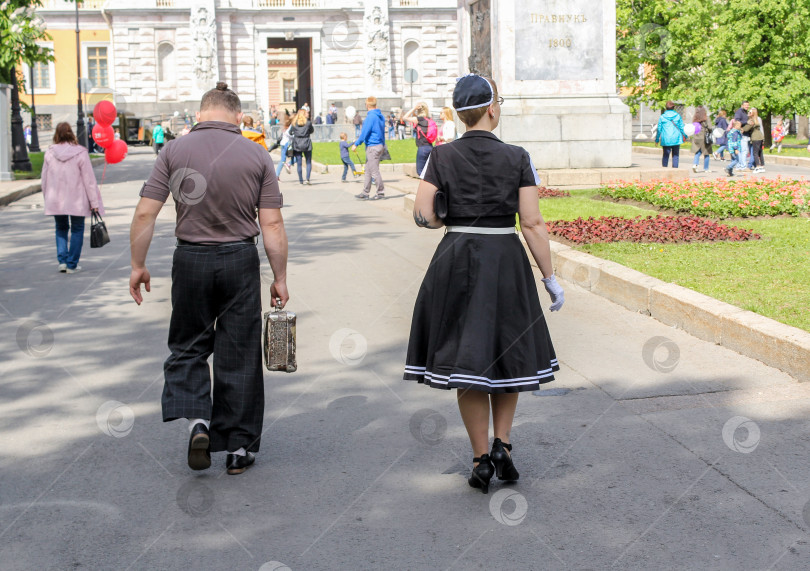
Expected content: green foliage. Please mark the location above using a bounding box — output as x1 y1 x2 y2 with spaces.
0 1 53 84
617 0 810 116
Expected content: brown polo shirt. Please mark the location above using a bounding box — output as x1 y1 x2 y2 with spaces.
140 121 283 244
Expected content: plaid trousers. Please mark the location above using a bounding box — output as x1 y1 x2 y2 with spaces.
161 243 264 453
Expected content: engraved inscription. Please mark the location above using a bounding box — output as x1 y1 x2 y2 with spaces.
515 0 603 81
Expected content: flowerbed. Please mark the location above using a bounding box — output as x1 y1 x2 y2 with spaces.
599 178 810 218
538 186 571 198
546 215 760 244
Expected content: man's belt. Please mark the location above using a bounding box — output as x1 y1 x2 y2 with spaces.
176 237 258 246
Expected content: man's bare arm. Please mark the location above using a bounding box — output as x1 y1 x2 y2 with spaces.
258 207 289 307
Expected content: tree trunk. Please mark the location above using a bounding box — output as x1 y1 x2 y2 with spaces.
762 113 772 150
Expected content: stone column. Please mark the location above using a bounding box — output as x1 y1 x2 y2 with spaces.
0 84 14 181
459 0 632 169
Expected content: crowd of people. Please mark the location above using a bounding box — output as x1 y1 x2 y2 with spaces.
656 100 791 176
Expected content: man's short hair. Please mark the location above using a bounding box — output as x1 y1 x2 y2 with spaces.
366 96 377 108
200 82 241 114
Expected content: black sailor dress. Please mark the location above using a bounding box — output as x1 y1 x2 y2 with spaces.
403 130 559 393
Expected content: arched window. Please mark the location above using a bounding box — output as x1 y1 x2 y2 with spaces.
403 40 420 80
158 42 175 83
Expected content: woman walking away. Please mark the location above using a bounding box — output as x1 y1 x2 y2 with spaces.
742 108 765 173
404 74 564 495
42 122 104 274
290 109 314 185
437 106 456 145
275 116 294 180
403 102 435 175
655 101 685 168
691 106 712 173
712 110 729 160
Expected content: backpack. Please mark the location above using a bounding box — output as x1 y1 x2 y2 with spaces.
417 118 438 144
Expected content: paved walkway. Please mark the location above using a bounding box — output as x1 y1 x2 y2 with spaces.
1 151 810 570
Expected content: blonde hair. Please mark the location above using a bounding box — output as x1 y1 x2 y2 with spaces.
242 115 254 127
295 110 308 126
416 102 429 118
440 107 454 122
366 96 377 108
339 132 347 140
457 77 498 126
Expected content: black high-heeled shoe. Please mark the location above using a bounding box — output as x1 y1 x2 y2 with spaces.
491 438 519 481
468 454 494 494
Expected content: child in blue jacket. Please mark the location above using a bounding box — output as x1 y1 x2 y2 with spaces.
339 133 356 182
725 121 743 177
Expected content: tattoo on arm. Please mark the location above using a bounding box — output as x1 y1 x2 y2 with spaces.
413 209 438 229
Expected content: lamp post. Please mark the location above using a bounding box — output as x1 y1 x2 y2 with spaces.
28 65 40 153
9 65 32 171
74 1 88 151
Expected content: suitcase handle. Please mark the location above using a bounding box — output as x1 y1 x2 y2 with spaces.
274 297 282 311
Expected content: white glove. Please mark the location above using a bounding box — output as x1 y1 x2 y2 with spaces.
541 274 565 312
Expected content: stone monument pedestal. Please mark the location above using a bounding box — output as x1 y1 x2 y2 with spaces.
459 0 632 170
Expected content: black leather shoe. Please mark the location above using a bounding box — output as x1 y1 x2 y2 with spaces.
226 452 255 475
491 438 519 481
187 423 211 470
468 454 494 494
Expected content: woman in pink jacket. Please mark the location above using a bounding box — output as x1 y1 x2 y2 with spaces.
42 122 104 274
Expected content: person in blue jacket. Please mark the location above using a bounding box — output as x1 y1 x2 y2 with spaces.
351 96 387 200
655 101 685 168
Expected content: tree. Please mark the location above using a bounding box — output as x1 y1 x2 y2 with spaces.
617 0 810 143
0 0 52 85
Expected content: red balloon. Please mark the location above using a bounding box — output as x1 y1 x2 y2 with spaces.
92 124 115 148
93 100 117 126
105 139 128 164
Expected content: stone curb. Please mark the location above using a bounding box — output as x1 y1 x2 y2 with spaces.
402 194 810 382
0 181 41 207
633 145 810 168
543 241 810 383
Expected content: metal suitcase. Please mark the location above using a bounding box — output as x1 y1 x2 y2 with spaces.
263 299 297 373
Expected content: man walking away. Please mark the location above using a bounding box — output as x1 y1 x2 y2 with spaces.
353 111 362 137
734 101 750 171
128 82 289 476
351 96 387 200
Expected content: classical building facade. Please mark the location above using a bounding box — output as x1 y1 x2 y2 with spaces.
27 0 459 130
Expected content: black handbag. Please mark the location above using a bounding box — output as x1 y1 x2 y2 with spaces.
380 145 392 162
433 190 448 219
90 211 110 248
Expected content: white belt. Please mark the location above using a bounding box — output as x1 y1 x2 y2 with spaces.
446 226 516 235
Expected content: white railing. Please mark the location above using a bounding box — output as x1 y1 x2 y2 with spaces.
254 0 321 8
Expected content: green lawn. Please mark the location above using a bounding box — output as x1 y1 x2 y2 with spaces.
13 151 44 180
13 151 104 180
312 139 417 165
538 190 810 332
